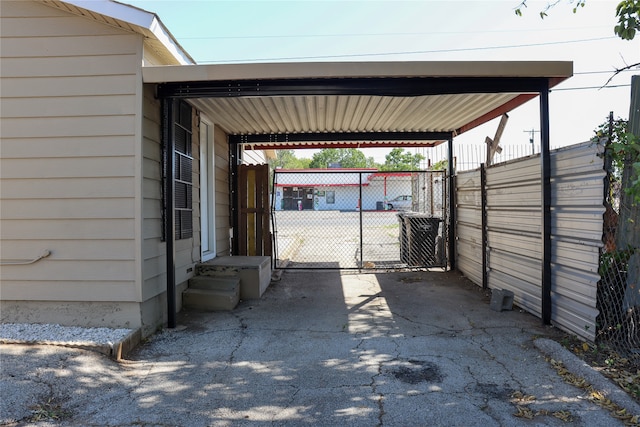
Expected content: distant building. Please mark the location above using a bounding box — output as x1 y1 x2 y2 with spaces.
273 169 413 211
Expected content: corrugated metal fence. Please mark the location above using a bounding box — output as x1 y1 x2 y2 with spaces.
456 141 605 341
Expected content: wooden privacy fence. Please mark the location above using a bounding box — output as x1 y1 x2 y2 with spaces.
237 164 272 257
456 141 605 342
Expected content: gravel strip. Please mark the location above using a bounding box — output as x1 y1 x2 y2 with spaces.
0 323 133 347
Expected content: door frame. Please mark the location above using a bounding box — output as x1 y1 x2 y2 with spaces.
199 115 216 261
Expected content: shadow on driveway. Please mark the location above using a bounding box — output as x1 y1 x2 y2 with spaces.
1 269 633 426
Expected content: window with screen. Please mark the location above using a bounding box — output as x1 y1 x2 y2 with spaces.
174 101 193 240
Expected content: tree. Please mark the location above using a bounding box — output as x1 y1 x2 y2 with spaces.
615 0 640 40
271 149 311 170
430 159 448 171
380 148 425 171
515 0 639 41
308 148 375 169
617 77 640 243
594 115 630 182
269 149 310 184
595 78 640 323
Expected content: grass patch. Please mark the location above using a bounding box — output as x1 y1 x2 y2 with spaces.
28 396 72 423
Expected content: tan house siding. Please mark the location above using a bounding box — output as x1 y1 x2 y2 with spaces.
214 126 231 256
141 85 165 303
0 1 143 328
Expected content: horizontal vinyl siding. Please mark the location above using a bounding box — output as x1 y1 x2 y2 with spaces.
1 75 136 98
0 157 135 178
141 84 166 301
0 1 141 306
215 126 231 256
1 136 136 159
0 280 138 301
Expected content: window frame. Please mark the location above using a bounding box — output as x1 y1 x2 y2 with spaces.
173 100 193 240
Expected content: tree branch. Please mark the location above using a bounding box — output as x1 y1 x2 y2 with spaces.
602 60 640 89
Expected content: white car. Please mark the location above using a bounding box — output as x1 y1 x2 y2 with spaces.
386 195 412 211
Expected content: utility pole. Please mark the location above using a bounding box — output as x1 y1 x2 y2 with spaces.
524 129 540 154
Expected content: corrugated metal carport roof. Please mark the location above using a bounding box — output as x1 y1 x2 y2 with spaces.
142 61 572 149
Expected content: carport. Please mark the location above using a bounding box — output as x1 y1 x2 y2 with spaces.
142 60 572 326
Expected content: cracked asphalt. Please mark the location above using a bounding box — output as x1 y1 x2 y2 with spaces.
2 270 637 426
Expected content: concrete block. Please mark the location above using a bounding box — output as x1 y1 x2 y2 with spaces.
490 289 514 312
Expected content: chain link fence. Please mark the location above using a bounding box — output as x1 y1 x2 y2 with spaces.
272 170 447 269
598 150 640 364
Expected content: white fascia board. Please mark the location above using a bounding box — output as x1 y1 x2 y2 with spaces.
143 61 572 85
64 0 155 27
62 0 194 65
147 15 194 65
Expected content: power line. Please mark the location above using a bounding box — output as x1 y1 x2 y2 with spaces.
179 25 611 41
551 84 631 91
574 68 638 75
196 36 618 64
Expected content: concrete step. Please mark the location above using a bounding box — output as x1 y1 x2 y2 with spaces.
182 287 239 311
189 276 240 292
196 256 272 300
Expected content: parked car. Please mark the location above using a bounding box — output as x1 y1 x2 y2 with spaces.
386 195 412 211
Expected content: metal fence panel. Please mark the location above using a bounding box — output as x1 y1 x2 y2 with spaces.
455 169 483 286
550 142 605 342
455 141 604 342
485 155 543 318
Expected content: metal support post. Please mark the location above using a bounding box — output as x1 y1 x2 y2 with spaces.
540 87 552 325
162 98 177 329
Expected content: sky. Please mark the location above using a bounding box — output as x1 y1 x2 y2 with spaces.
126 0 639 164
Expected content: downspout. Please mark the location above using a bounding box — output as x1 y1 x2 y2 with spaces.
540 84 552 325
162 98 177 328
447 134 456 270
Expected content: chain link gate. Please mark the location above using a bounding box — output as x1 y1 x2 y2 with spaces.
271 169 447 269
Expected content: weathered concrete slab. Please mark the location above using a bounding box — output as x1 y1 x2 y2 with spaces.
1 270 636 426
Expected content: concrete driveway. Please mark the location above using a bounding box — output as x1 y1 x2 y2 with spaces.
274 210 443 269
2 270 639 426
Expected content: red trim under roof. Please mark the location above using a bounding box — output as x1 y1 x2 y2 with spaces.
276 168 377 172
456 93 537 135
275 171 413 187
276 183 364 187
250 140 445 150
